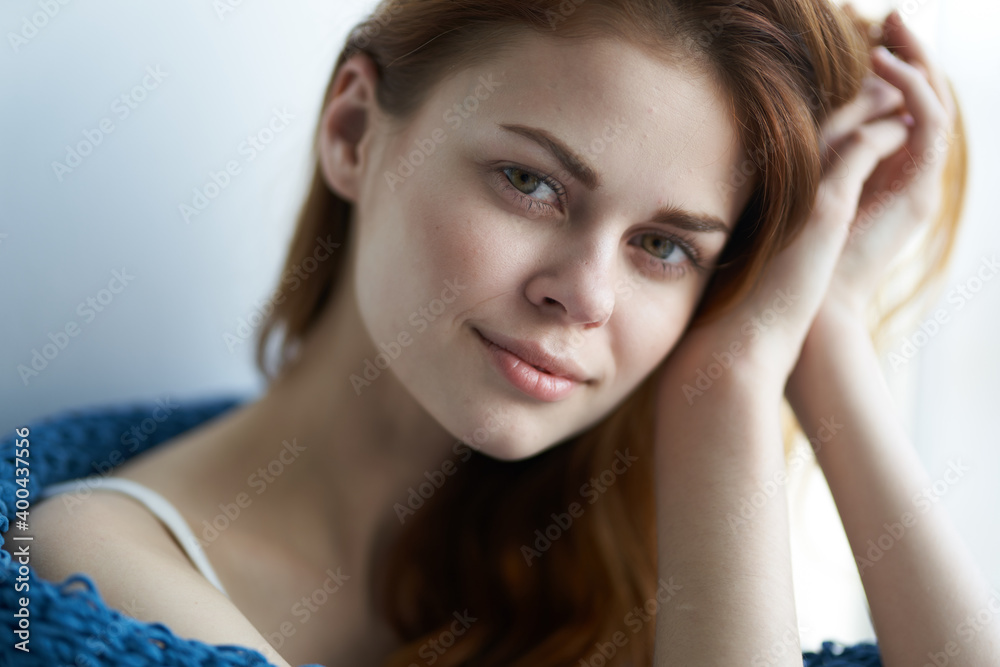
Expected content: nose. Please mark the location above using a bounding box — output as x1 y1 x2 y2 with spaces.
525 234 617 328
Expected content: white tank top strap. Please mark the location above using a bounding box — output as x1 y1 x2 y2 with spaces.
40 476 229 598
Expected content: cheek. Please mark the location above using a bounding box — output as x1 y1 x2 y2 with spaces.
354 158 518 348
613 292 698 383
402 178 532 320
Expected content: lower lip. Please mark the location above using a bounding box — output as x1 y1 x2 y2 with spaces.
476 329 581 402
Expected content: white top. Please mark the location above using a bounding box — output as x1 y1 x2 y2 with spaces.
40 476 229 598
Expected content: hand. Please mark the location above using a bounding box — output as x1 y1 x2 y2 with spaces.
823 10 958 316
656 48 911 404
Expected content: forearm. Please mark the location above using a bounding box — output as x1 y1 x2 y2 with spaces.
653 364 800 666
785 300 1000 667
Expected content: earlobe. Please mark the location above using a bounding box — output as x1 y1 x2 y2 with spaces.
317 52 382 203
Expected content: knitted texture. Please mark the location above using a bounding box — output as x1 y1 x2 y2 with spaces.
0 396 883 666
802 640 882 665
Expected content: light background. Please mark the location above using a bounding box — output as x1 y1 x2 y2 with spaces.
1 0 996 653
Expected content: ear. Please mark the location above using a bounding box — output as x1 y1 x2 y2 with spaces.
317 52 382 203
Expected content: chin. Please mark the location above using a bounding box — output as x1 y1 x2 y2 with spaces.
472 440 549 463
431 386 597 462
452 417 562 462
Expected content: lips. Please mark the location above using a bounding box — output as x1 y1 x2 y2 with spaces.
473 327 590 384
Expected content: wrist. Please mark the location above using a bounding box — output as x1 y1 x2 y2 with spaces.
654 353 791 478
821 281 872 324
657 335 787 414
786 296 874 406
808 295 872 349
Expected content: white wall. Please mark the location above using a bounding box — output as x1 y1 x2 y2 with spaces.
1 0 375 421
2 0 996 653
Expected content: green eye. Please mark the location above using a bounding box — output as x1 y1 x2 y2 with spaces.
497 166 562 214
628 231 701 280
641 235 678 260
507 168 541 194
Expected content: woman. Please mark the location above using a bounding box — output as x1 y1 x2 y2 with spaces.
4 0 994 665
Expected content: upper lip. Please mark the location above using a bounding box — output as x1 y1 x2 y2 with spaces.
475 327 591 384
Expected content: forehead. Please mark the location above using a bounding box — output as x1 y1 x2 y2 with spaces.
423 31 750 225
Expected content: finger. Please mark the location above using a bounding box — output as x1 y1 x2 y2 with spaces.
821 74 905 160
881 10 956 121
819 116 910 231
870 46 950 167
751 117 909 322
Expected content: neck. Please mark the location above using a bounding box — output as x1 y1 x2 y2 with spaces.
233 263 460 580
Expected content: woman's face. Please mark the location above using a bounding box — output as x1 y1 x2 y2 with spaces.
337 32 754 460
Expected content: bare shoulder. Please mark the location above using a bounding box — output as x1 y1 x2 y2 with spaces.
10 489 293 667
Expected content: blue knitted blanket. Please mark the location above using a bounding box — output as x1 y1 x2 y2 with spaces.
0 395 883 666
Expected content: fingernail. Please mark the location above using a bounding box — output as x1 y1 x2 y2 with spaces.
873 45 893 61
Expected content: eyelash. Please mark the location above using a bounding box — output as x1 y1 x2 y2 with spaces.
492 164 705 279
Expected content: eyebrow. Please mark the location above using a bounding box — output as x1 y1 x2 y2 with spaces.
497 123 731 234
